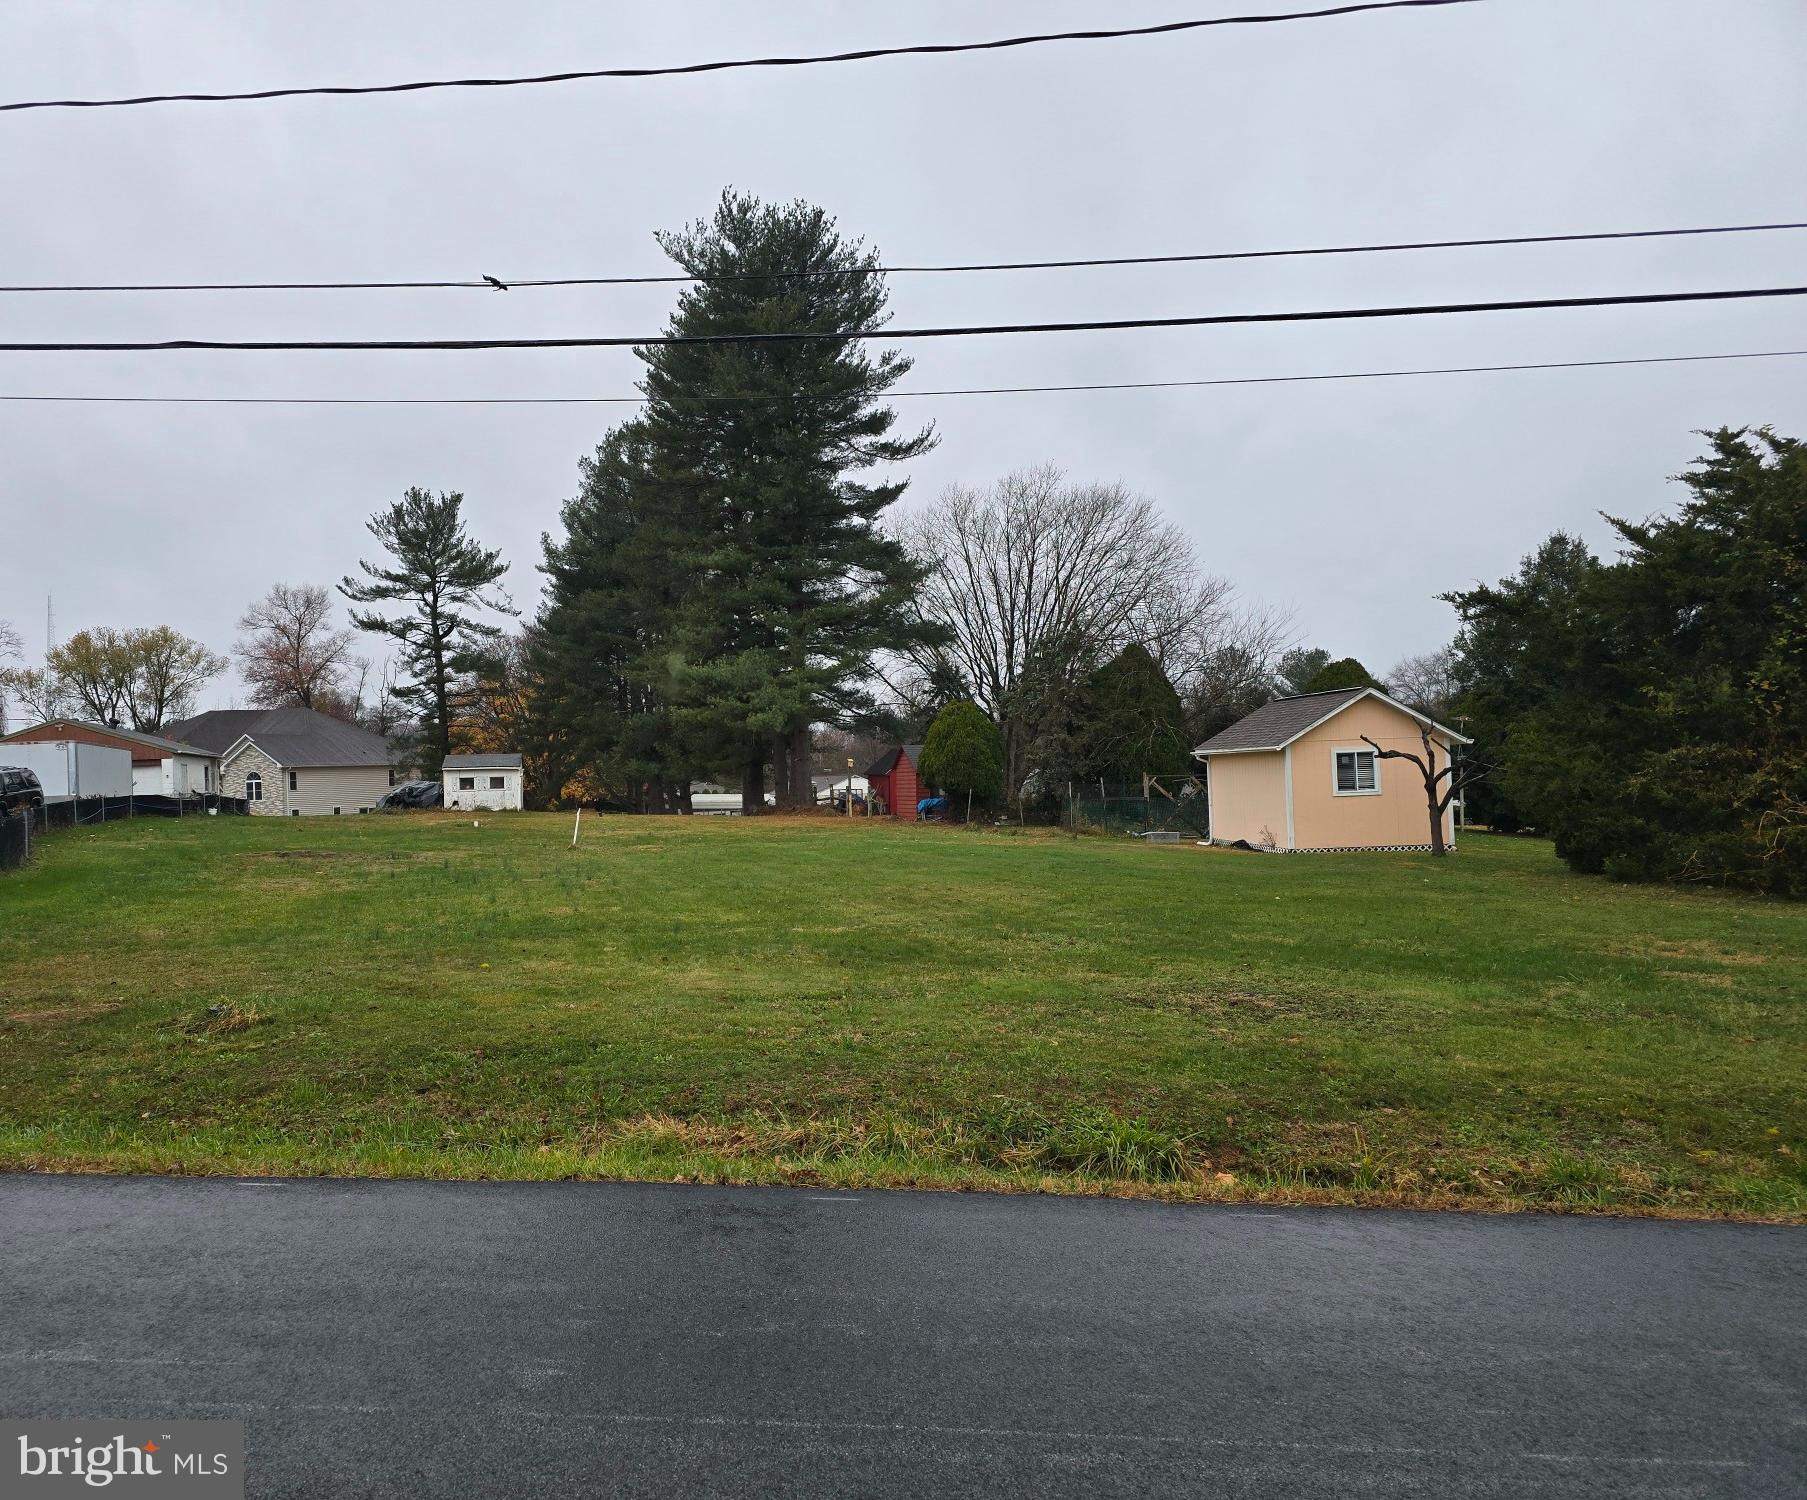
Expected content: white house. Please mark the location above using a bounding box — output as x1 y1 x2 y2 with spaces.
442 752 524 811
165 707 401 816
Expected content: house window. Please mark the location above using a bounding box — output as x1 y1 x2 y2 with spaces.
289 771 298 792
489 776 505 790
291 809 300 818
388 769 397 786
245 771 263 802
1333 748 1380 795
459 776 475 790
332 806 341 815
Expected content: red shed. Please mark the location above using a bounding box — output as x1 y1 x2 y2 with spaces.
865 743 928 819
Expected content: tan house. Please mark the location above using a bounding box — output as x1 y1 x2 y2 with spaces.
1194 687 1471 852
163 707 400 817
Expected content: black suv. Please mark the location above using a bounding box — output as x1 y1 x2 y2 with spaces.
0 766 44 814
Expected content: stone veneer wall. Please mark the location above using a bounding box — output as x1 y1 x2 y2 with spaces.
220 742 287 816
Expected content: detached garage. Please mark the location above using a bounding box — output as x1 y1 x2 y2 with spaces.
443 753 524 811
1193 686 1471 852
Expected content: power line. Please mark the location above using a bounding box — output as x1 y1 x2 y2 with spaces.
0 0 1480 114
6 220 1802 295
3 349 1802 406
2 284 1804 353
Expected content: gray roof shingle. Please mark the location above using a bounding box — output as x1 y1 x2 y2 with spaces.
441 752 522 770
1192 688 1371 755
1193 687 1471 756
164 707 396 767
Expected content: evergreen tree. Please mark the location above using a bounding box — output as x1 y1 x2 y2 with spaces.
637 191 943 813
341 488 513 778
1274 646 1331 697
1075 643 1190 782
1499 429 1806 891
534 423 701 811
1301 657 1386 693
917 700 1004 815
1442 532 1600 831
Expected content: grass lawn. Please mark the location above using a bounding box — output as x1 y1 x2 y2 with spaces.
1 811 1801 1218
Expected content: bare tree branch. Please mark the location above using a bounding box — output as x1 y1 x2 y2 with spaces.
895 466 1286 792
237 582 359 713
1360 725 1491 856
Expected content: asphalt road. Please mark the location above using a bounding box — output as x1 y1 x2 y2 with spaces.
2 1177 1801 1498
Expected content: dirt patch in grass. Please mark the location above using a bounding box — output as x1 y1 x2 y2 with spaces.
1606 939 1768 966
1117 983 1369 1023
242 850 447 863
4 1002 124 1025
177 1003 269 1036
1659 970 1738 989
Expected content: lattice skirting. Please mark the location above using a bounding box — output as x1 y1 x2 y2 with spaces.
1210 839 1456 854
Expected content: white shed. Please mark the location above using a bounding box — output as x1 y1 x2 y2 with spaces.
443 752 524 811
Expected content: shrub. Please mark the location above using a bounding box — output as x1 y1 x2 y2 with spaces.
918 700 1004 810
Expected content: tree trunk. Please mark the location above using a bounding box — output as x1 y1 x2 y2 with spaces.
741 757 766 816
1421 737 1447 855
788 724 813 810
772 734 795 812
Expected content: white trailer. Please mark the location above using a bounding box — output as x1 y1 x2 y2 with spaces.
3 740 134 799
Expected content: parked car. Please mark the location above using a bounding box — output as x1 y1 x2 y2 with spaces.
379 780 443 810
0 766 44 814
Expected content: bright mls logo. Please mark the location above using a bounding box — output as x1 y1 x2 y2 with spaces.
1 1422 243 1499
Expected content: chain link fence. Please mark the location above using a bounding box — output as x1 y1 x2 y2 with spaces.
1026 776 1209 836
1 794 250 874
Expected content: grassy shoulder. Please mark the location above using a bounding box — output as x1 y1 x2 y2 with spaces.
1 812 1801 1219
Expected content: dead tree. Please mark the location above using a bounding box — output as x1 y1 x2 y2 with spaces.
1359 729 1489 856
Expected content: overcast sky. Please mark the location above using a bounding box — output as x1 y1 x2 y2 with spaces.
2 0 1803 715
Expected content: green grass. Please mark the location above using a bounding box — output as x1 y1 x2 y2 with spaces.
1 812 1802 1218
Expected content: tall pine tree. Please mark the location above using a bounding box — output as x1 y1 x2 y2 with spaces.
637 191 942 812
341 488 513 778
535 422 702 811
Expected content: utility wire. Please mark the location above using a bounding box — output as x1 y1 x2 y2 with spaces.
2 285 1803 353
6 220 1802 294
3 349 1802 405
0 0 1480 113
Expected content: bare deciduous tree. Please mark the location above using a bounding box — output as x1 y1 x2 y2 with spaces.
237 583 360 713
1360 726 1489 856
901 467 1222 789
1386 645 1462 718
1169 601 1297 744
356 657 414 742
899 467 1297 789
